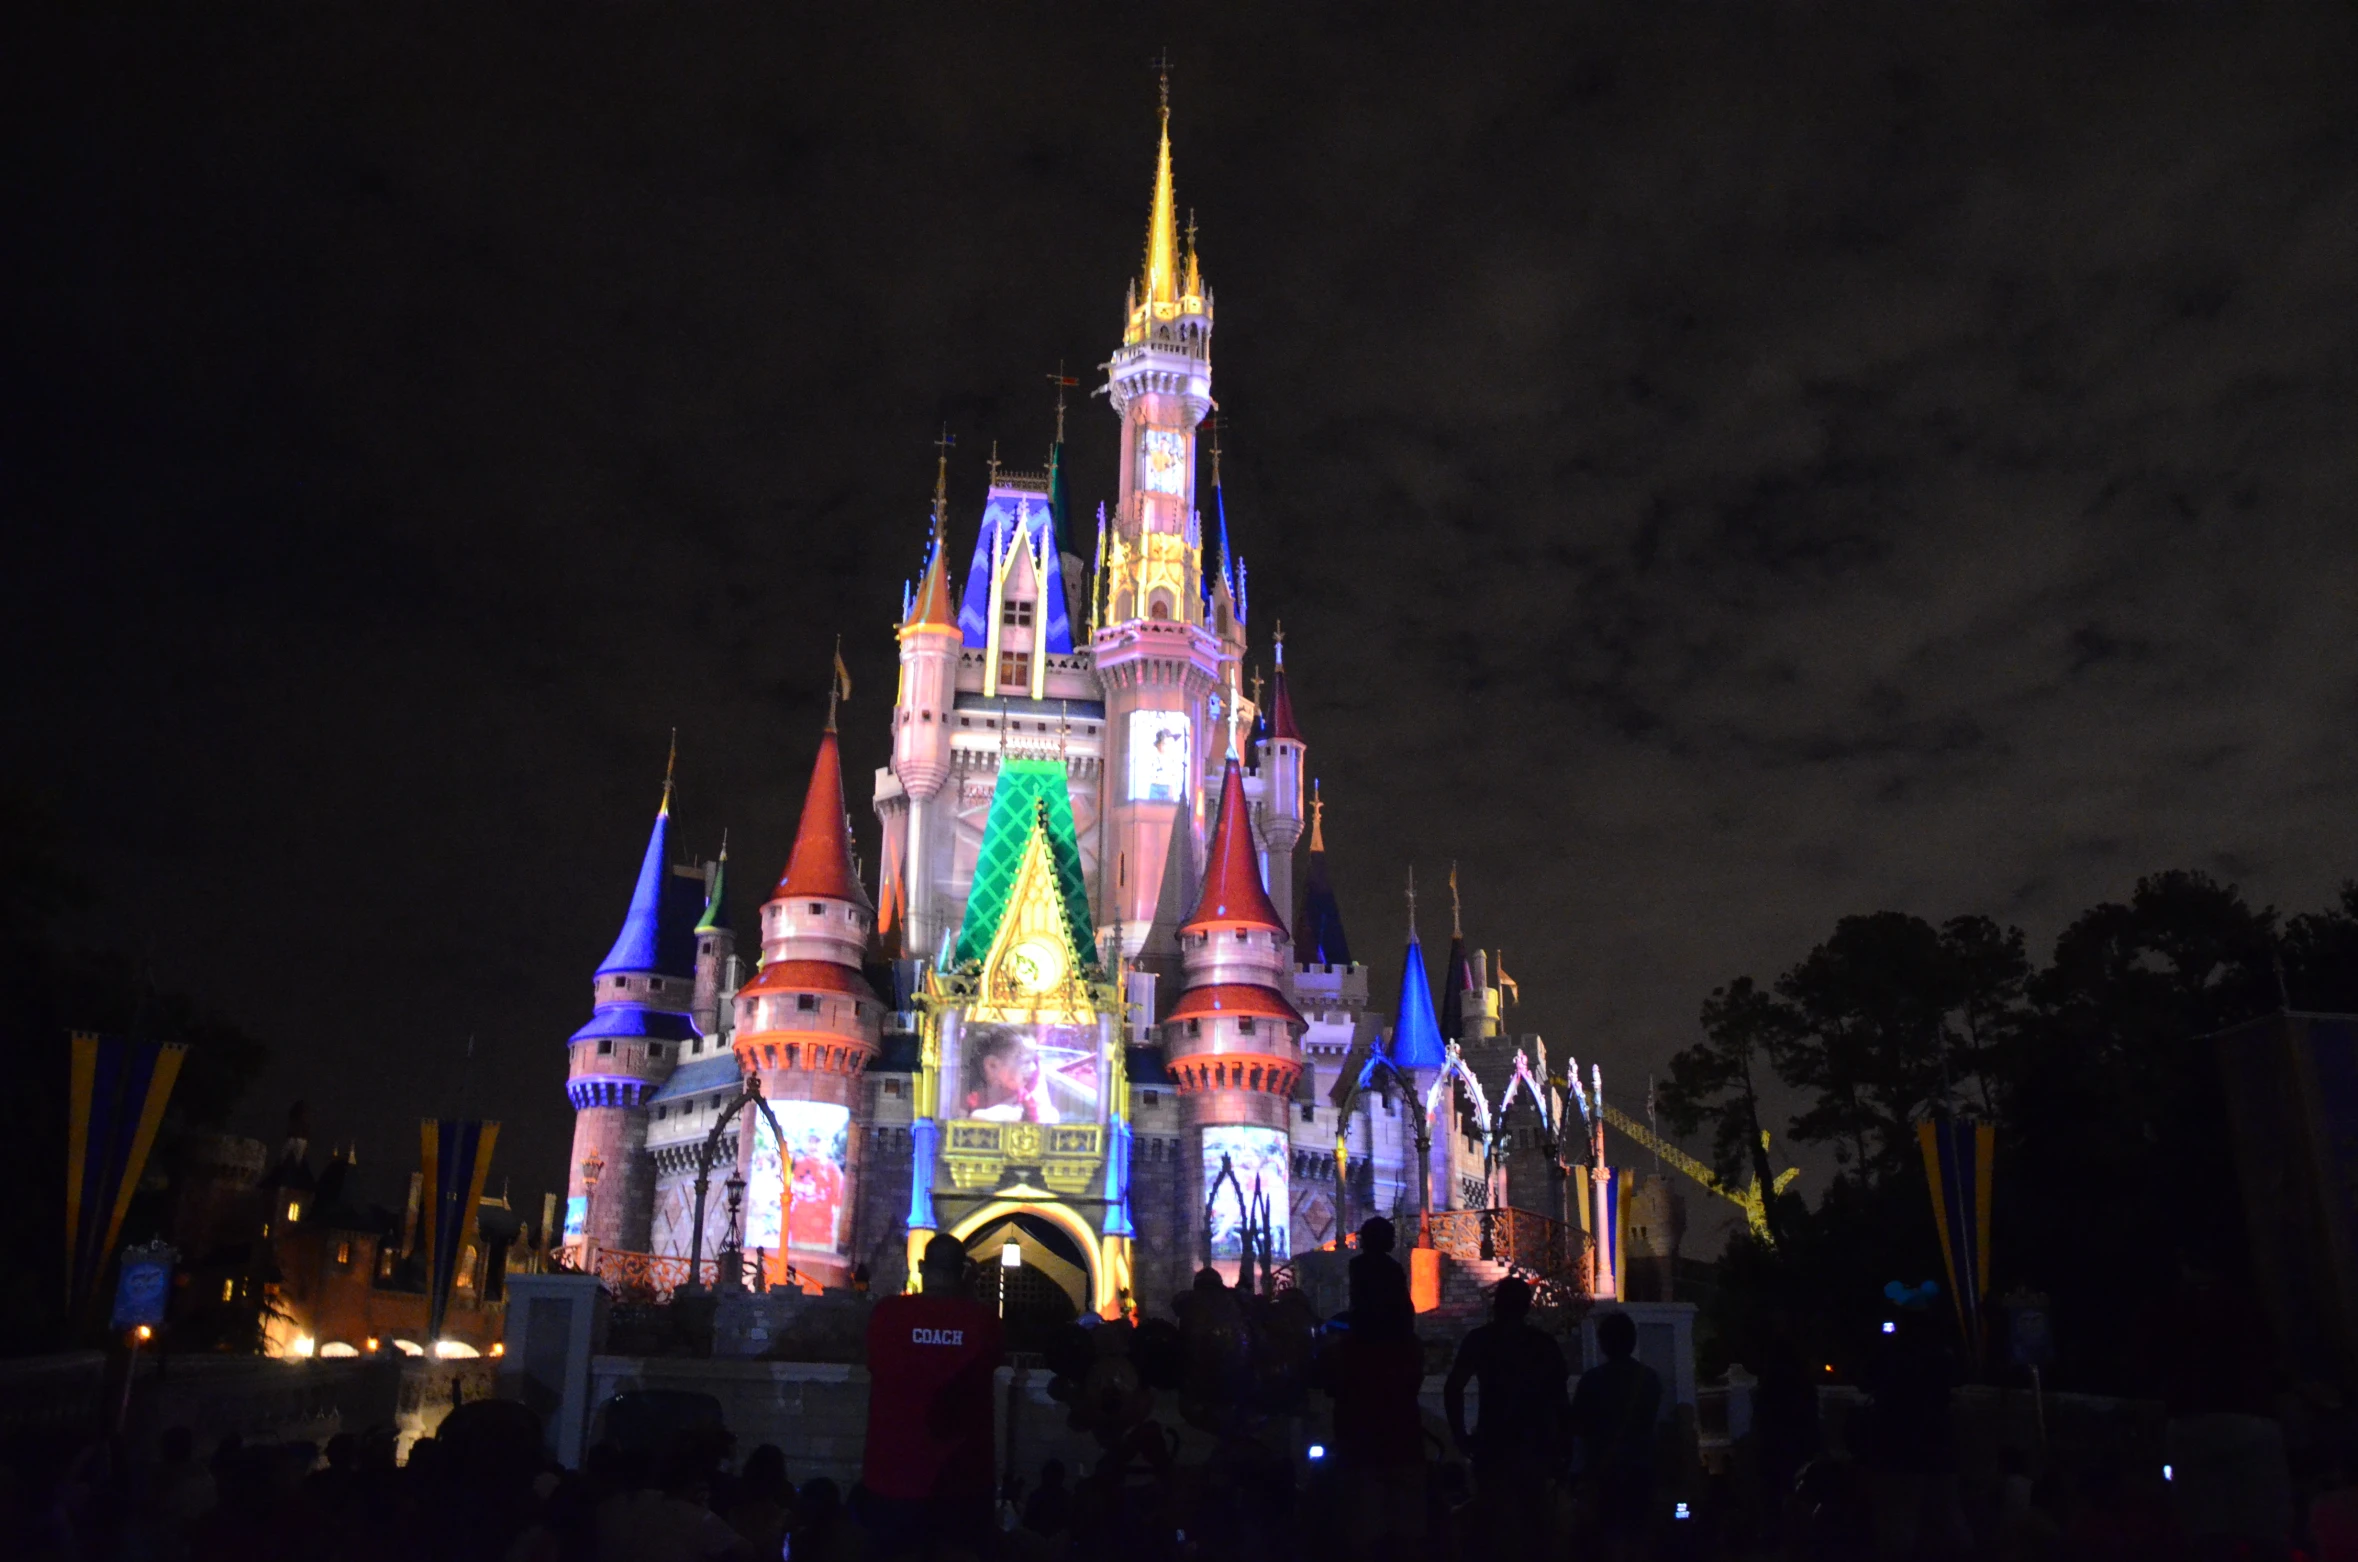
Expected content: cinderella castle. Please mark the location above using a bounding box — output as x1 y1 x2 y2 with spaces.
556 92 1668 1327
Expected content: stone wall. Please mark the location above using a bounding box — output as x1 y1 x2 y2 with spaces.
849 1125 914 1293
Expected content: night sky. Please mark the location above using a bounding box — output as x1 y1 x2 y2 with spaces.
10 4 2357 1222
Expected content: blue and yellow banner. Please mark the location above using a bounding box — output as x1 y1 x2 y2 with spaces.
420 1118 499 1345
66 1032 186 1317
1918 1117 1995 1352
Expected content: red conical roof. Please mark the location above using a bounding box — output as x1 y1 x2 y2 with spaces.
902 539 957 633
776 728 873 910
1268 661 1304 744
1182 758 1286 934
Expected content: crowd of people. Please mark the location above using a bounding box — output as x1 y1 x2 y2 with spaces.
8 1223 2355 1561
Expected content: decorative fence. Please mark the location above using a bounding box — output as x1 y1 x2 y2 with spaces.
553 1247 720 1305
1423 1207 1591 1304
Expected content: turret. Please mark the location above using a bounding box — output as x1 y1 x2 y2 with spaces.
564 762 699 1256
1095 84 1229 969
1258 625 1305 935
1163 757 1304 1275
730 723 883 1286
691 840 736 1038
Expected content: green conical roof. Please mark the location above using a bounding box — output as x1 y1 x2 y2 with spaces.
695 848 731 935
955 759 1096 969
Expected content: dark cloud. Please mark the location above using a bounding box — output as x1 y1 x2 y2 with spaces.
7 3 2356 1211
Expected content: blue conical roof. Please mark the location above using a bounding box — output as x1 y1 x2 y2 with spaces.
1387 930 1448 1071
596 798 695 978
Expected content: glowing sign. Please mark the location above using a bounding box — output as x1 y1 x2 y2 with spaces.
1127 710 1191 803
1202 1125 1290 1261
747 1101 853 1255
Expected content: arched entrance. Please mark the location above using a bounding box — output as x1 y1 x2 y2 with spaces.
953 1207 1093 1350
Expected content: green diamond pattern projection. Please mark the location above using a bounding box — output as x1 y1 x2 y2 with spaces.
956 759 1097 970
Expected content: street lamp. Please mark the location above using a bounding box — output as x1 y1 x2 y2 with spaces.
999 1237 1021 1319
720 1171 747 1290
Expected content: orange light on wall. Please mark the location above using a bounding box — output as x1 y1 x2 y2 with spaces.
1409 1247 1442 1314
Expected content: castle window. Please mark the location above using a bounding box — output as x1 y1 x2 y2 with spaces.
1302 1104 1315 1123
598 1040 613 1056
1187 1019 1201 1037
797 994 819 1012
691 1039 703 1054
650 978 664 992
960 718 970 727
1239 1016 1257 1035
1235 930 1248 942
1144 1091 1159 1107
335 1240 353 1267
884 1078 903 1098
998 651 1030 686
1001 599 1033 628
809 902 825 915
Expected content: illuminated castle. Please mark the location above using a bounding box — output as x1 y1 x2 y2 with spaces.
558 91 1610 1322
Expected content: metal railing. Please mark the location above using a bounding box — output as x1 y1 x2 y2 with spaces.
1422 1207 1591 1304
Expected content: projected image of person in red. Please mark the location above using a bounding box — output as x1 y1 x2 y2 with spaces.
789 1129 844 1249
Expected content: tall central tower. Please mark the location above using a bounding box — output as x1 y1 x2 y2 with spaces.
1094 85 1239 977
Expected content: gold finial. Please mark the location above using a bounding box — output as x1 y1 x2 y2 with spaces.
1272 618 1285 666
660 729 677 816
1142 61 1180 307
1309 780 1325 853
986 439 1001 490
1209 415 1222 487
1249 665 1264 711
718 827 729 862
1450 861 1462 939
931 425 954 533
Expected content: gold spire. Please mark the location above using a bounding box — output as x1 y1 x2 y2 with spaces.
1183 208 1201 299
1309 779 1325 853
660 729 677 816
1143 85 1180 307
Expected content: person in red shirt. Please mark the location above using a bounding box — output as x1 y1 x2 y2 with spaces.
858 1232 1005 1559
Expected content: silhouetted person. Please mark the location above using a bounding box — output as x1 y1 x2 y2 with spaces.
724 1445 796 1560
1021 1460 1071 1537
1446 1277 1569 1555
1324 1218 1427 1562
1865 1307 1965 1560
2133 1249 2291 1556
1571 1311 1662 1560
1749 1311 1820 1526
857 1232 1004 1560
1347 1216 1414 1337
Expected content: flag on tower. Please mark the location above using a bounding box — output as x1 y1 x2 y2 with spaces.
420 1118 500 1347
1918 1117 1994 1356
832 643 853 705
64 1032 185 1316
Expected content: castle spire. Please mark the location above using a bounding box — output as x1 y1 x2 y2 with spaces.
595 757 694 978
1439 862 1472 1043
1268 622 1304 743
1182 757 1286 935
1296 780 1353 966
1142 76 1181 308
777 724 873 911
1387 869 1447 1070
695 834 732 936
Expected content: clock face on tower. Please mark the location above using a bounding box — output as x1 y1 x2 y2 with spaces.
1137 428 1187 497
1005 936 1068 995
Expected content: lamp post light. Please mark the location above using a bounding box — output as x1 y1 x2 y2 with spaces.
579 1151 605 1273
720 1171 747 1291
999 1237 1021 1319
